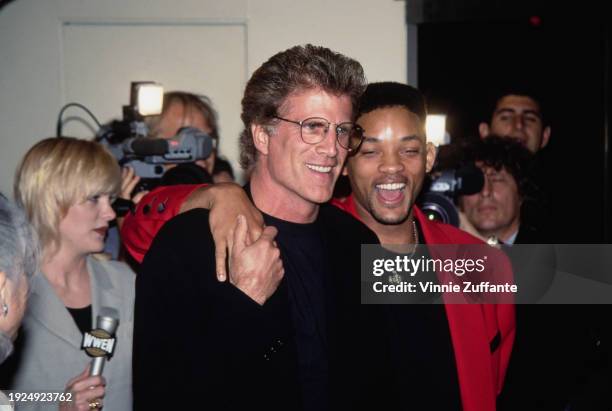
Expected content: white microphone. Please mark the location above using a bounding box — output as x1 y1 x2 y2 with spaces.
81 307 120 376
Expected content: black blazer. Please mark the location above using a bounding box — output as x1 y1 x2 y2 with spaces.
133 204 381 411
498 226 612 410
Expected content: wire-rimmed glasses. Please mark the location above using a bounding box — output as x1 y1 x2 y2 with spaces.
274 116 364 152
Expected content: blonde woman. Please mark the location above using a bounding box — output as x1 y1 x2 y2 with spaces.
8 137 134 411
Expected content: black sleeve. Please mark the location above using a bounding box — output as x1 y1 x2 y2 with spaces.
132 209 291 410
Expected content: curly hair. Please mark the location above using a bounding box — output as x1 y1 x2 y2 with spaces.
239 44 366 171
464 135 536 198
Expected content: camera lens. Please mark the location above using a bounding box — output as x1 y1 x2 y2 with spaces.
422 208 444 222
417 192 460 227
154 165 164 176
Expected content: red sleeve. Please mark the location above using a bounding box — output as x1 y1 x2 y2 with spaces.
121 184 207 263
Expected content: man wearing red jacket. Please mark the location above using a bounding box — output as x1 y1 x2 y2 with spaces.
122 82 515 411
335 82 514 410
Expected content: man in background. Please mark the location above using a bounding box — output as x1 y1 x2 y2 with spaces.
145 91 235 183
478 88 551 154
459 137 610 411
477 87 552 238
458 136 538 244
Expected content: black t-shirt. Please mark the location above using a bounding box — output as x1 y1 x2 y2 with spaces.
262 213 330 411
380 220 462 410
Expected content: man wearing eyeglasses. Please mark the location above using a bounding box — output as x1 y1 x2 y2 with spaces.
131 44 380 411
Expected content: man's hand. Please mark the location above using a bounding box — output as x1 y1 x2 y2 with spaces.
180 183 264 281
120 166 148 204
117 167 148 230
228 215 283 306
60 366 106 411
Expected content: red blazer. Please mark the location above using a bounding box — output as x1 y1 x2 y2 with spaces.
333 195 515 411
121 184 204 263
122 187 515 411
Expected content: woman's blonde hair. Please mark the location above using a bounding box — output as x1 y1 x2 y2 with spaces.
14 137 121 256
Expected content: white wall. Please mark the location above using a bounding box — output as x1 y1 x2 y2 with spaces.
0 0 408 195
247 0 407 81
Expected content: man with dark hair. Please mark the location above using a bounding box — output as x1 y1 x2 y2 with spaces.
457 136 556 303
458 136 538 244
479 88 551 154
477 87 552 242
132 45 377 411
458 136 611 411
335 82 515 411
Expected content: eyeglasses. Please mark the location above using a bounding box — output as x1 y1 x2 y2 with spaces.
274 116 364 152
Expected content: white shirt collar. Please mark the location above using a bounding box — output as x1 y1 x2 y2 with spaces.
504 228 520 245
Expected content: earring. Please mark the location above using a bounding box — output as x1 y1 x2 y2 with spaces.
2 303 7 317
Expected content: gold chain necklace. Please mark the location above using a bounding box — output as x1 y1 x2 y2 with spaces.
388 219 418 284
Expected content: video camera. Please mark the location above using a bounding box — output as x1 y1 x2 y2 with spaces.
417 162 484 227
415 118 485 227
94 82 214 189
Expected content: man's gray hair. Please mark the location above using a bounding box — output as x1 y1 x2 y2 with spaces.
0 194 39 287
0 194 38 363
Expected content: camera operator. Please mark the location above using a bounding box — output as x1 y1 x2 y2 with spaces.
143 91 234 184
458 136 611 410
458 136 538 244
105 92 229 259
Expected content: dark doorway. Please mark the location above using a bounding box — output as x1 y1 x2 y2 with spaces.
417 11 610 242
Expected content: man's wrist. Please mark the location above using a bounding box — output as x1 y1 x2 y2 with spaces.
179 184 212 212
181 182 244 213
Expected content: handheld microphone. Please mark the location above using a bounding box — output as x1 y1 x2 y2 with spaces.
82 307 120 376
